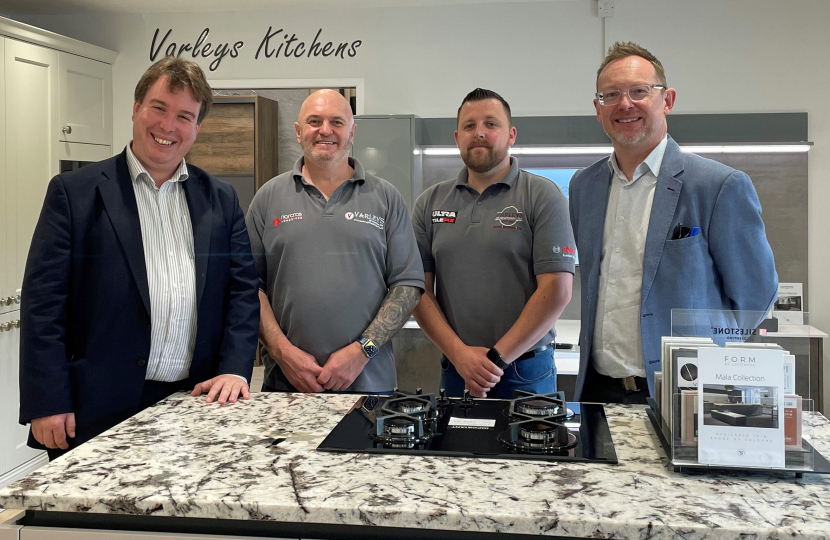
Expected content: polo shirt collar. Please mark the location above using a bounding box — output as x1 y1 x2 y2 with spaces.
455 157 520 189
292 156 366 186
126 143 189 187
607 134 668 184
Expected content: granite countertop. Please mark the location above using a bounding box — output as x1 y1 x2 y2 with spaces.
1 392 829 539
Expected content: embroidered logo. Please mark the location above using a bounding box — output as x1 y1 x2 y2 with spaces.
275 213 302 226
494 206 524 230
552 246 561 253
345 211 384 230
432 210 457 224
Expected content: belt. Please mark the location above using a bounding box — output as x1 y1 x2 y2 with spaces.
515 343 554 362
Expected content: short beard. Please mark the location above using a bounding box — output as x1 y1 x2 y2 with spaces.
609 123 653 147
302 138 352 167
462 146 508 174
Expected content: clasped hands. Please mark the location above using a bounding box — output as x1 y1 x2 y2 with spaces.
451 345 503 398
274 341 368 393
32 374 249 450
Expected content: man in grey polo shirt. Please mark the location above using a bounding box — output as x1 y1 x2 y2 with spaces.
246 89 424 393
412 88 575 399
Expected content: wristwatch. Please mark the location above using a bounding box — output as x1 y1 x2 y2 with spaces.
357 337 380 359
486 347 509 370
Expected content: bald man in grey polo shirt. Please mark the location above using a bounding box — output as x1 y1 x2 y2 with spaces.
246 90 424 394
412 88 575 399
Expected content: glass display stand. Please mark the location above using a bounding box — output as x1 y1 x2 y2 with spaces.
646 309 830 477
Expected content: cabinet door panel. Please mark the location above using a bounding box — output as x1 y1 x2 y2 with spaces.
59 52 112 146
0 38 8 311
5 39 59 298
0 311 43 477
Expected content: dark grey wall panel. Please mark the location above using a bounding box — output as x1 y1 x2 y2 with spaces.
420 113 808 146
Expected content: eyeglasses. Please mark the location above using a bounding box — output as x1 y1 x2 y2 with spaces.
595 84 666 106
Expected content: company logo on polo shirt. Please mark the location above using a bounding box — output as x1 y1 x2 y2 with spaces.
432 210 457 224
494 206 524 230
555 245 576 259
345 211 385 230
274 212 303 226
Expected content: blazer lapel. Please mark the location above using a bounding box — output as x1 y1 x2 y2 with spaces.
641 137 684 305
583 163 613 276
182 169 212 308
97 151 151 316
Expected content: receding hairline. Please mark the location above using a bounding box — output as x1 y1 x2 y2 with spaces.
596 54 664 89
298 90 353 124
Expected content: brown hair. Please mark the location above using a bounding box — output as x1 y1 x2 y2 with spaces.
457 88 513 127
134 57 213 124
596 42 667 88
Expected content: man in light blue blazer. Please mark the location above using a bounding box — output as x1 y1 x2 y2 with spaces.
569 42 777 404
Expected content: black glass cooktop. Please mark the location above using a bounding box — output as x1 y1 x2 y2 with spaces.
317 389 618 464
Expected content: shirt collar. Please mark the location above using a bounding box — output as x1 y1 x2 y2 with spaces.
126 143 189 187
455 157 520 189
292 156 366 186
607 134 669 184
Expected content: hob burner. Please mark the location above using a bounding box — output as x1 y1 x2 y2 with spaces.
498 390 579 453
369 389 439 448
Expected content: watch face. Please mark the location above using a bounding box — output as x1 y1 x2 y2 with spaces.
363 340 379 358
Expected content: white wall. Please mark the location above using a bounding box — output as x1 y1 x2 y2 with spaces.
8 0 830 335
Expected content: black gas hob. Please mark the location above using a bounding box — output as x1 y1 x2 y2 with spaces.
317 389 618 464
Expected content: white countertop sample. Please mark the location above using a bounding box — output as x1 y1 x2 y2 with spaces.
2 392 829 539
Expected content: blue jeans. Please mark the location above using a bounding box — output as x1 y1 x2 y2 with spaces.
439 347 556 399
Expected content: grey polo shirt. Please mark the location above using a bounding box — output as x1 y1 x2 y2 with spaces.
246 157 424 392
412 158 575 351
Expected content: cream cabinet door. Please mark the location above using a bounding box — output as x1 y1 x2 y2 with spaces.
58 52 112 146
4 39 59 300
0 37 9 315
0 310 43 480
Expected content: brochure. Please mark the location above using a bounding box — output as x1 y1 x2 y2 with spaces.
697 347 785 468
774 283 803 325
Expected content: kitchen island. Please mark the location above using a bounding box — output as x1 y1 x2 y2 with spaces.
1 392 829 539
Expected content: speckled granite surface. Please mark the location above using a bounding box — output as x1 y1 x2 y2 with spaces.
1 392 828 539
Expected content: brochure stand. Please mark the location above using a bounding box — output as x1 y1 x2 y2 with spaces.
647 309 830 477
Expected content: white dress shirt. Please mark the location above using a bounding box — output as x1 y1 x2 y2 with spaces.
592 135 668 378
126 145 197 383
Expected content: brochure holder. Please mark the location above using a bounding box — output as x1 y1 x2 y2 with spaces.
646 309 830 477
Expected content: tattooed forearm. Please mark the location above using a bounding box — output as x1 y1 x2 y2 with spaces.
362 286 422 348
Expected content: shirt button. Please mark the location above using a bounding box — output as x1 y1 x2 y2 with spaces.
477 201 482 205
619 216 625 221
607 312 611 318
605 344 611 350
137 359 147 367
615 248 621 253
610 279 617 285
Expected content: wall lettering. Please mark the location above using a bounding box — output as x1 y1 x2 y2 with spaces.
150 27 363 71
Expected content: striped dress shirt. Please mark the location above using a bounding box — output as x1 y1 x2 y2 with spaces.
126 144 197 383
592 135 668 379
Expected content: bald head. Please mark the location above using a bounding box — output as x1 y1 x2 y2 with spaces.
298 89 353 126
295 89 356 167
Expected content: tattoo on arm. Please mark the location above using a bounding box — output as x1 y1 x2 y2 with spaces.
363 286 422 348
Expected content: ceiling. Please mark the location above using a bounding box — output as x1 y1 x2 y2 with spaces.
0 0 576 16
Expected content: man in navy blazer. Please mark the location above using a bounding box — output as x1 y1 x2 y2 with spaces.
19 57 260 458
569 42 777 404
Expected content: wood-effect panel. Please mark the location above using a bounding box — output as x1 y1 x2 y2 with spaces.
187 103 254 175
254 95 279 190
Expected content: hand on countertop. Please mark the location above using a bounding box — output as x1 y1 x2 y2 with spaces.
192 374 250 404
31 413 76 449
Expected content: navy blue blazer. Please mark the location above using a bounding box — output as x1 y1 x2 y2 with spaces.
569 137 778 399
19 149 260 449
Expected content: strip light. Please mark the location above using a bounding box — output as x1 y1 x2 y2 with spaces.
420 144 810 156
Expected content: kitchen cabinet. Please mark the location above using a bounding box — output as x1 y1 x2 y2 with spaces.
0 17 117 485
58 51 112 146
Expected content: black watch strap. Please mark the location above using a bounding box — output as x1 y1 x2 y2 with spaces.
486 347 509 370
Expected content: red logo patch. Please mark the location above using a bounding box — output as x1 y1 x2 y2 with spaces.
563 246 576 255
274 218 281 227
